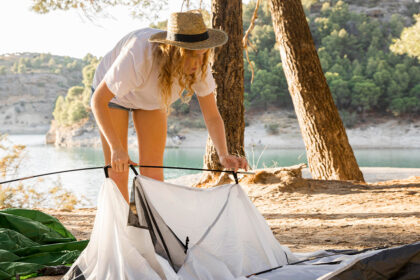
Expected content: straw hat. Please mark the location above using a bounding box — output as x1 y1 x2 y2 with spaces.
148 11 228 50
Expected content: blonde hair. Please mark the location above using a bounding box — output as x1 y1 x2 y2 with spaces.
152 43 211 114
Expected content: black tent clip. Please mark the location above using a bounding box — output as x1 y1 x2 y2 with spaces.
184 236 190 253
104 165 110 178
232 171 239 184
130 165 139 176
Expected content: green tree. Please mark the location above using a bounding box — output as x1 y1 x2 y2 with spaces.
351 79 380 111
53 96 67 125
47 58 56 67
17 63 27 74
327 73 351 108
66 86 84 103
68 100 88 122
390 96 420 116
0 65 7 75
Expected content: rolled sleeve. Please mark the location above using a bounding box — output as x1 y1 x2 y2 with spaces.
192 65 217 97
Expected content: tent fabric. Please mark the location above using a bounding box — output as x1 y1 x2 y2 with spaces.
0 208 88 279
327 242 420 279
62 176 296 280
62 176 420 280
254 243 420 279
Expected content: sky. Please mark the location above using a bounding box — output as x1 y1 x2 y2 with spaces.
0 0 213 59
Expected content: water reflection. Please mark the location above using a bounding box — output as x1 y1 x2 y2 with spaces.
4 135 420 206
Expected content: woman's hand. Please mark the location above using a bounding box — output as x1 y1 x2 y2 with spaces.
111 147 137 172
219 154 249 172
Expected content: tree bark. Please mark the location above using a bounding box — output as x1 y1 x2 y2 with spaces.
269 0 364 182
200 0 245 185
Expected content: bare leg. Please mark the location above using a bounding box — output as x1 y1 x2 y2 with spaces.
99 107 130 202
132 109 167 181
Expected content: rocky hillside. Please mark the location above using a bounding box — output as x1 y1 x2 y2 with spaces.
309 0 419 23
0 53 86 134
1 0 419 137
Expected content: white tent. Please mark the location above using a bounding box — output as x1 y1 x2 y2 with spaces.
62 174 420 280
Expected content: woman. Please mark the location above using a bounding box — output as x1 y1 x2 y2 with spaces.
91 11 248 204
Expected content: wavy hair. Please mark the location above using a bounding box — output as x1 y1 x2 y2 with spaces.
152 43 211 114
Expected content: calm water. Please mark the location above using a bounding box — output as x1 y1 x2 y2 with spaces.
3 134 420 206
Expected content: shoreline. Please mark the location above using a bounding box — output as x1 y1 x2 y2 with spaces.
161 167 420 185
6 128 420 150
4 112 420 149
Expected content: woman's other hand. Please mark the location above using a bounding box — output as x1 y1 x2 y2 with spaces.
219 154 249 172
111 147 137 172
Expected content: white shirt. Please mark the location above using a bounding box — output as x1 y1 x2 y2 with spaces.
92 28 217 110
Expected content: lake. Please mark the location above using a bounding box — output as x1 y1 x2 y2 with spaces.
2 134 420 207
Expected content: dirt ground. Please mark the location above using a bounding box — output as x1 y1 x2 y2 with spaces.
33 167 420 279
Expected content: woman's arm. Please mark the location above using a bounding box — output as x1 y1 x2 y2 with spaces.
91 80 133 172
197 93 248 171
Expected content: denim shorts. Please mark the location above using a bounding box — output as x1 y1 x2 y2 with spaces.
91 87 134 112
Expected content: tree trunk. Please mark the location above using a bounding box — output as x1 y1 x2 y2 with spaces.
199 0 245 186
269 0 364 182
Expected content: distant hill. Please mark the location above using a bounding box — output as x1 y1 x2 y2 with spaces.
1 0 419 136
308 0 419 23
0 53 88 134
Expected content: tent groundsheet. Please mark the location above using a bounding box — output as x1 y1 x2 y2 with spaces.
0 208 88 279
62 175 420 280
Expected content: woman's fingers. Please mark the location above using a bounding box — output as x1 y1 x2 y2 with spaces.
112 158 126 172
242 158 249 171
220 155 250 172
234 159 240 172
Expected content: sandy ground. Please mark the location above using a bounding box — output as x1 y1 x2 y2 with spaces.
32 167 420 279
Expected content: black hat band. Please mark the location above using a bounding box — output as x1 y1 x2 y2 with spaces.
167 31 209 43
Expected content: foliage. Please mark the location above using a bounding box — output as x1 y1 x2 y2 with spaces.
242 0 420 116
339 110 358 128
0 53 85 87
52 55 99 126
167 123 180 137
390 14 420 61
0 65 7 75
30 0 168 21
264 123 280 135
180 118 206 129
171 99 190 115
0 134 89 210
22 1 420 119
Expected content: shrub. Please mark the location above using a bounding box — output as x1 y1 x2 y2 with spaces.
68 100 88 123
339 110 358 128
264 122 280 135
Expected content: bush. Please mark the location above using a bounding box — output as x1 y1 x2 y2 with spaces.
0 66 7 75
390 96 420 116
53 96 67 125
339 110 358 128
180 118 206 129
66 86 84 102
68 100 88 123
172 99 190 115
264 123 280 135
167 124 180 137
